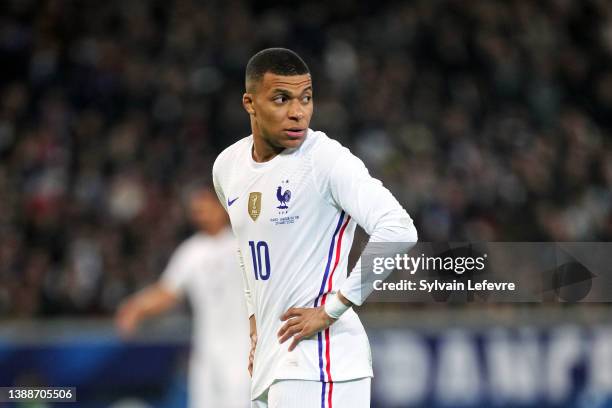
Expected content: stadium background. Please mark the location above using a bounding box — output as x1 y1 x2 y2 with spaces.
1 0 612 407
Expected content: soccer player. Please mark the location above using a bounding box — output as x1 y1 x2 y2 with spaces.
213 48 418 407
115 186 250 408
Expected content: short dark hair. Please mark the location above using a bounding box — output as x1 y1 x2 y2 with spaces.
245 48 310 91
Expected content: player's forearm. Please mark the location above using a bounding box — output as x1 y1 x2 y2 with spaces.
126 284 179 319
116 283 180 336
340 214 418 306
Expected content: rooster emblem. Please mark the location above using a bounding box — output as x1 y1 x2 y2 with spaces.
276 186 291 209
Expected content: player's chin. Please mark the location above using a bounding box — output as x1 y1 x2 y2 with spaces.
280 136 306 149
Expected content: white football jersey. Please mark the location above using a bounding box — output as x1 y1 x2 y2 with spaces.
213 129 415 400
160 229 250 408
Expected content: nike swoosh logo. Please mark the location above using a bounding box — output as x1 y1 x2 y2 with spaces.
227 197 239 207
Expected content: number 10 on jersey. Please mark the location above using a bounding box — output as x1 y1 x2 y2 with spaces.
248 241 271 280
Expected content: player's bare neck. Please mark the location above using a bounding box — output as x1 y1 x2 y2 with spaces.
202 222 227 236
252 135 284 163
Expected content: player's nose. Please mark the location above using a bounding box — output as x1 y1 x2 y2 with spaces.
287 100 305 121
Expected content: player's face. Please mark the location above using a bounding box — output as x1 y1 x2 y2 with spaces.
244 73 313 150
189 191 227 234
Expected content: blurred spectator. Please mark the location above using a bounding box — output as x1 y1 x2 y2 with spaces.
115 186 249 408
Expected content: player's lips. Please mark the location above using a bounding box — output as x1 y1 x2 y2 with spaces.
284 128 306 138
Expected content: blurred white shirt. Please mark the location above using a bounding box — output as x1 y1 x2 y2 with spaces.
161 228 250 408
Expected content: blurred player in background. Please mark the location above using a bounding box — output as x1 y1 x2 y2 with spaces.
115 185 250 408
213 48 418 407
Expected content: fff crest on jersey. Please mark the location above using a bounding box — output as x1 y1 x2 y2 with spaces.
276 185 291 209
248 192 262 221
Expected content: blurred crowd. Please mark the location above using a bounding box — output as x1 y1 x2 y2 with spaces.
0 0 611 317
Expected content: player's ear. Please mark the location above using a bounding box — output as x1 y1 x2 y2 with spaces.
243 93 256 116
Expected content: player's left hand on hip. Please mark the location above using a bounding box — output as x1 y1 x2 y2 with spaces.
278 306 336 351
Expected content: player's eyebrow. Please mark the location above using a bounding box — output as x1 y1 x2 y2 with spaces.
271 86 313 95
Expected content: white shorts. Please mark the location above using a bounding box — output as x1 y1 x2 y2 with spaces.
251 377 371 408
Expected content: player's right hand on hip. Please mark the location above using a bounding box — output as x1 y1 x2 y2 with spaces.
278 306 336 351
